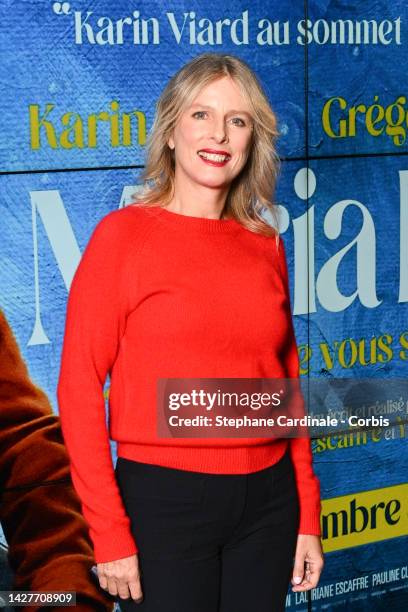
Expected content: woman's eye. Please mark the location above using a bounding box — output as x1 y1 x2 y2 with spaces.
192 111 207 119
191 112 246 126
230 117 246 127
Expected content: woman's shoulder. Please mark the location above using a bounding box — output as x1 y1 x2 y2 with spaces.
240 221 282 255
91 202 160 240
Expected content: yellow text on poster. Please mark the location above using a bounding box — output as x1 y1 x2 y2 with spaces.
321 483 407 552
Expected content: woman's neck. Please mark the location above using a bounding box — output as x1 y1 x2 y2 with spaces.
166 175 230 220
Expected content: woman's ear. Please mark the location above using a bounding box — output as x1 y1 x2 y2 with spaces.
168 134 175 150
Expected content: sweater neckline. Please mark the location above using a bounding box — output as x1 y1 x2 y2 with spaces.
148 204 242 234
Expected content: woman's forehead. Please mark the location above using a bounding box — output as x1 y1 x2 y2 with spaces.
184 79 253 114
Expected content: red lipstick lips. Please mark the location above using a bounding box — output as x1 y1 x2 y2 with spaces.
197 149 231 167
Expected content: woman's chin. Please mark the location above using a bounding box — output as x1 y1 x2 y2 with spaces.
193 175 234 190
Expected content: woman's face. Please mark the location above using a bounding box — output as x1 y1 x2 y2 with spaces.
168 76 254 191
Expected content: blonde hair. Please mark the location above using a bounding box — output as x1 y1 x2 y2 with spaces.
130 52 282 238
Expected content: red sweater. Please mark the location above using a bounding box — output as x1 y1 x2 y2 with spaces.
57 203 321 564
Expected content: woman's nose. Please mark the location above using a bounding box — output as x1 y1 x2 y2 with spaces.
211 119 228 143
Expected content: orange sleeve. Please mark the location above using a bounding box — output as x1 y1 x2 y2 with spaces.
0 309 114 610
57 212 138 562
276 237 322 535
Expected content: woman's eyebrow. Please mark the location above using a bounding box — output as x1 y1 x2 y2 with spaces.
190 103 252 118
190 103 212 110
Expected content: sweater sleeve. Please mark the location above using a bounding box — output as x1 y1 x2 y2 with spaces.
276 236 322 536
57 211 138 563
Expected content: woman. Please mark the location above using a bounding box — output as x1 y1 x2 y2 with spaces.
57 52 324 611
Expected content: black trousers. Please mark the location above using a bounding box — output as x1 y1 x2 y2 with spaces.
114 448 299 612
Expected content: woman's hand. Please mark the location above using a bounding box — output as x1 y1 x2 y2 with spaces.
291 534 324 592
96 553 143 603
